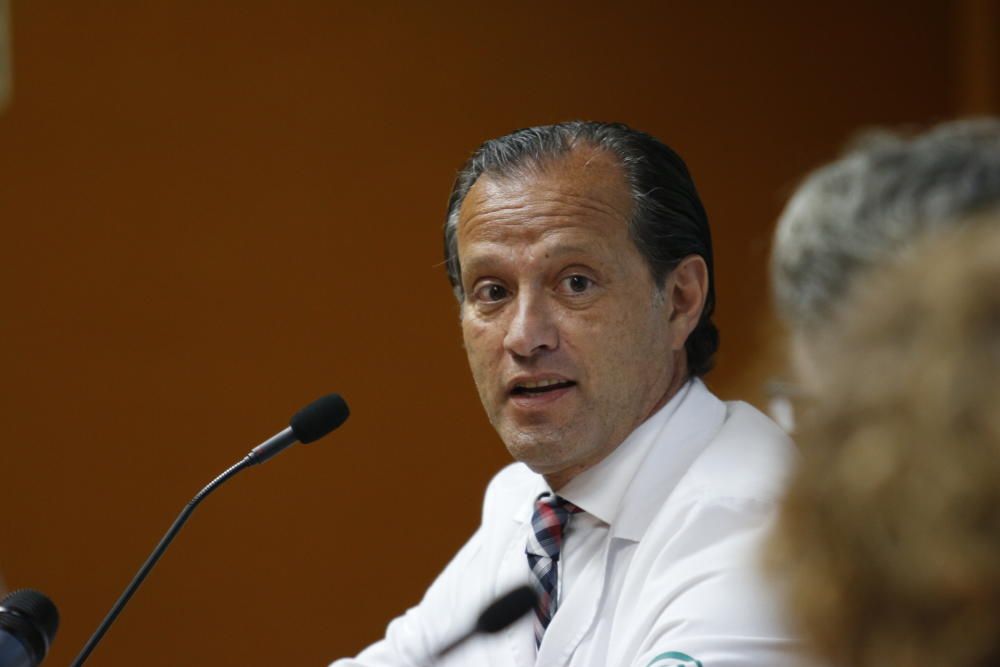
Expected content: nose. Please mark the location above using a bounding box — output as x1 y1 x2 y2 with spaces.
503 291 559 358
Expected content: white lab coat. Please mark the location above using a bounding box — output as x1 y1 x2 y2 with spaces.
332 380 802 667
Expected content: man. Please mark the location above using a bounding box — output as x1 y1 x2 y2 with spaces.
332 122 798 666
770 118 1000 396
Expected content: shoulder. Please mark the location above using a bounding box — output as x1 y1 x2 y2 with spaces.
613 406 800 664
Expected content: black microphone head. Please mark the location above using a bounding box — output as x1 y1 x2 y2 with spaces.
289 393 350 444
475 586 537 634
0 589 59 664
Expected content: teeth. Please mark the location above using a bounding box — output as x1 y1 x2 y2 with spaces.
518 379 564 389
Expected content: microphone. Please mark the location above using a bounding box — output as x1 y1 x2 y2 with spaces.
0 590 59 667
248 393 350 463
69 393 350 667
435 585 536 659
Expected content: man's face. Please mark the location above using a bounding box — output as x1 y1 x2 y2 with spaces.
456 148 686 487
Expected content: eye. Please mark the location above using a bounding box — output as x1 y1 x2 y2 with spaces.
472 282 510 303
559 274 594 294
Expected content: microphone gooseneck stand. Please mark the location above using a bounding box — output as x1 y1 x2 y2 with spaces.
69 392 350 667
69 457 252 667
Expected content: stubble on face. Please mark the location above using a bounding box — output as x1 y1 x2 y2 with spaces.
456 147 687 489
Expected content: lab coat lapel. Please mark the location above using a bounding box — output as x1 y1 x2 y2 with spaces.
534 381 726 666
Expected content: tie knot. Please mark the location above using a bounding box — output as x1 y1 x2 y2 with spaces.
526 494 582 560
535 492 582 516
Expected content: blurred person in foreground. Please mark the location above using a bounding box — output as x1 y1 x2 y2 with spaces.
332 121 799 666
767 220 1000 667
770 118 1000 407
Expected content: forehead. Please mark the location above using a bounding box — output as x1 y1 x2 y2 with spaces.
456 147 633 248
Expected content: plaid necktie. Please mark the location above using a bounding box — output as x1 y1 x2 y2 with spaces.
525 493 582 649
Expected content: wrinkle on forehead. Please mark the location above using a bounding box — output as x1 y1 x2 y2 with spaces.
457 146 633 244
461 199 624 247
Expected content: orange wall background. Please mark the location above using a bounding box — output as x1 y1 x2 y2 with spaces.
0 2 993 665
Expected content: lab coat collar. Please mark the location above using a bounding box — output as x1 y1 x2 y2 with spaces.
612 378 726 541
556 380 694 526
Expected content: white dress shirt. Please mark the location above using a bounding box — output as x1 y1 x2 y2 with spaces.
331 379 802 667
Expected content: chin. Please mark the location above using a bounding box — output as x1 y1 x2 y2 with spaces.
502 429 555 459
501 426 587 472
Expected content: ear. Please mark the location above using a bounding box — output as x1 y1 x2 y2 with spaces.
664 255 709 351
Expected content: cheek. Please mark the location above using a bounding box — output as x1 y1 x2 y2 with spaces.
590 304 667 373
461 317 499 369
563 303 633 348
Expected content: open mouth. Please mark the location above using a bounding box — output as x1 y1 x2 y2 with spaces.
510 379 577 396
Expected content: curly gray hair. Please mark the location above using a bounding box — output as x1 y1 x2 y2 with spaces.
771 118 1000 332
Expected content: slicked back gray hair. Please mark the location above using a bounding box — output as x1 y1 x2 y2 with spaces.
772 118 1000 331
443 121 719 377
